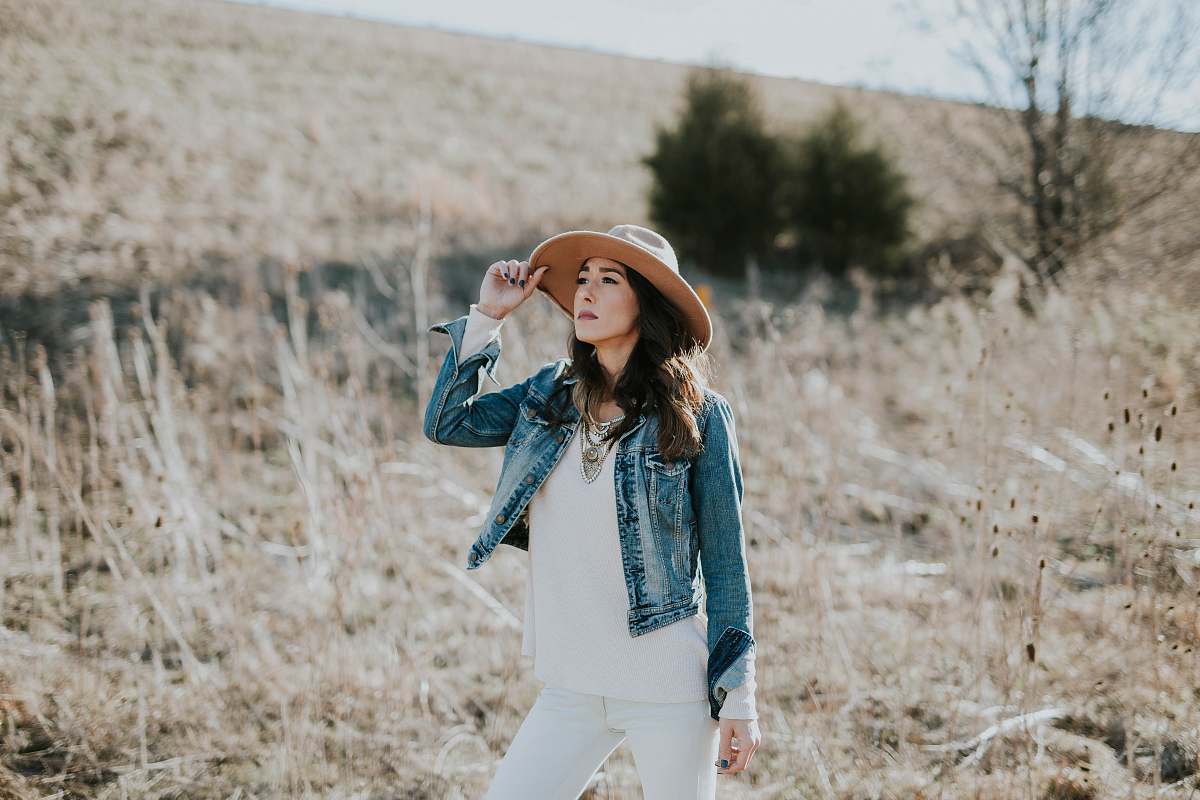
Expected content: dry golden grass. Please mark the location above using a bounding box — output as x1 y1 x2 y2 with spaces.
2 261 1199 797
2 0 1200 797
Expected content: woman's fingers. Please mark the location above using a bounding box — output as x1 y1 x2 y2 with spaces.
485 259 548 310
716 725 734 772
723 729 760 774
527 264 549 293
728 742 747 772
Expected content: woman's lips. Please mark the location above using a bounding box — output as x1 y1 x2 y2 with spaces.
577 312 597 320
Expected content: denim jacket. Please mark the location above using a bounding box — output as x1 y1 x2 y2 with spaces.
422 312 756 721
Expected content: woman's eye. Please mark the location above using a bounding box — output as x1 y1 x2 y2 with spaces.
576 276 616 284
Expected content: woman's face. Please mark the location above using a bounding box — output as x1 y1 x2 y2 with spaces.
573 256 639 346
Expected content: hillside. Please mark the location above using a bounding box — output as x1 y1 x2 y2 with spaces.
3 0 1196 303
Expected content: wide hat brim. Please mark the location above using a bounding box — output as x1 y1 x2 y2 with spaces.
528 230 713 352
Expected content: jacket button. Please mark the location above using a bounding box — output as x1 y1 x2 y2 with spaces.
524 475 535 484
495 513 506 524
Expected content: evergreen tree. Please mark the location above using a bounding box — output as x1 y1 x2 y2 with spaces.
642 67 786 278
781 99 915 275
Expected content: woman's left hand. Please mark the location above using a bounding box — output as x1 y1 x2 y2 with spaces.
716 718 761 775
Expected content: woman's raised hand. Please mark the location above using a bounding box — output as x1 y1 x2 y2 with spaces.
476 259 550 320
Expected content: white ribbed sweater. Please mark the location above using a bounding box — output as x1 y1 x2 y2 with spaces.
457 304 757 719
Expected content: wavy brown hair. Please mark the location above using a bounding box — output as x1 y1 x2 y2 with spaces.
540 258 713 462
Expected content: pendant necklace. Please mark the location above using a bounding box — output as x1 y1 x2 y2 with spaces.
579 403 625 484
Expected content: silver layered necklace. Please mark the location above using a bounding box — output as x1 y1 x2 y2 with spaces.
579 402 626 483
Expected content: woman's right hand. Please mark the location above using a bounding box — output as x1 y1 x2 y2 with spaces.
477 260 550 320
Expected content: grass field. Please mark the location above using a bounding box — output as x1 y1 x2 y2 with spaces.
2 0 1200 797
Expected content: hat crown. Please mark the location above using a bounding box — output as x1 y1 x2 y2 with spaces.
605 224 679 273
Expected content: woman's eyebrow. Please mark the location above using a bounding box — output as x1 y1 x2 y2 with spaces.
578 266 625 275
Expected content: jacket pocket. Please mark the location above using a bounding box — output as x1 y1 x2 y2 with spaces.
644 450 692 573
643 450 691 537
508 397 553 451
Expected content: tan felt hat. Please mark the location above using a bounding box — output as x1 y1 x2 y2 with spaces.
528 224 713 352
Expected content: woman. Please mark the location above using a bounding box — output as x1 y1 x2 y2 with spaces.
423 224 761 798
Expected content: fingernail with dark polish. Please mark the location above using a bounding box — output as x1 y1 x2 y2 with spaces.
519 280 525 287
719 759 728 768
510 278 515 284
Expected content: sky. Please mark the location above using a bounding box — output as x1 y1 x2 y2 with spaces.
234 0 1199 132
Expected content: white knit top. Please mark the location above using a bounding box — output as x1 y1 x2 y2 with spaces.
457 303 757 719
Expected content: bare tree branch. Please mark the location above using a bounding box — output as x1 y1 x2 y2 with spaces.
906 0 1200 299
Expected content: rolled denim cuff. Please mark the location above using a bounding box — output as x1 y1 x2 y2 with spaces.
427 312 503 388
707 625 756 721
459 304 505 366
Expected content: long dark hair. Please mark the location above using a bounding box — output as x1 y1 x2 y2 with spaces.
541 259 713 461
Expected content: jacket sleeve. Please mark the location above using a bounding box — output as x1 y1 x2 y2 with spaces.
458 304 506 365
423 308 532 448
691 393 758 721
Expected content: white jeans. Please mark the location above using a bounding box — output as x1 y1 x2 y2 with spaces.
483 685 720 799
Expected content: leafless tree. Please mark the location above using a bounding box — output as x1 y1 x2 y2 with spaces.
901 0 1200 294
